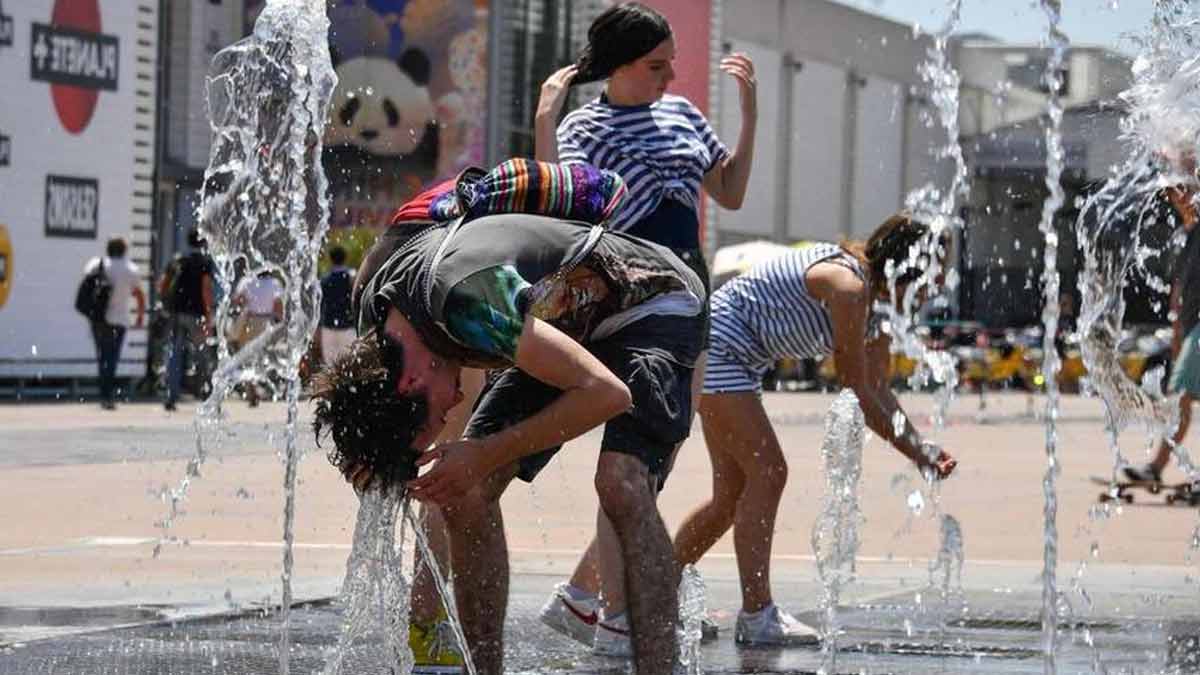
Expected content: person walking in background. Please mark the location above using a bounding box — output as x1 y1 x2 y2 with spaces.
318 245 356 365
1124 183 1200 490
161 229 216 411
533 1 757 655
227 269 285 406
82 237 146 410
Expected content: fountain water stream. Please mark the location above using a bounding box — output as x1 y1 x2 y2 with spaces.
811 390 866 675
677 564 707 674
1036 3 1069 673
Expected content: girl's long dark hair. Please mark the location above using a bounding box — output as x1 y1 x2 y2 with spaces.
573 2 672 85
842 212 933 293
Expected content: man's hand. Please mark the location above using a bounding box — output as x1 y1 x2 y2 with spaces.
407 438 490 504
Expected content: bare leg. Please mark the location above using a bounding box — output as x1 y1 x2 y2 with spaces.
409 368 486 625
1152 392 1194 472
593 512 625 616
595 452 677 673
566 536 601 596
672 395 746 565
410 504 452 624
574 352 708 617
673 392 787 613
441 464 518 675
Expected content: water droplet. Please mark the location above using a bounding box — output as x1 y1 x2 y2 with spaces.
907 489 925 515
30 345 37 356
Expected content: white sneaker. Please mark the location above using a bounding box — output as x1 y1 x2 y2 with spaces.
592 613 632 657
734 604 819 647
538 582 599 647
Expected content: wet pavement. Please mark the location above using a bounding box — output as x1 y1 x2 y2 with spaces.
0 572 1197 673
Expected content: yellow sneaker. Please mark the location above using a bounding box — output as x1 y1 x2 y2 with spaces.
409 615 464 675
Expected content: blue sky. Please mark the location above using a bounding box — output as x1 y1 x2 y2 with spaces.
834 1 1155 52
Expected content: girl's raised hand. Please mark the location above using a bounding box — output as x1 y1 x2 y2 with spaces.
537 65 579 121
720 53 756 118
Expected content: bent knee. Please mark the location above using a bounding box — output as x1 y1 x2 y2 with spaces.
594 455 655 523
441 463 515 526
753 456 789 495
440 486 494 526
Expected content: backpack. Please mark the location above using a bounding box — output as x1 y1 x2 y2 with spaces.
386 160 628 228
320 268 355 329
160 256 184 313
75 258 113 323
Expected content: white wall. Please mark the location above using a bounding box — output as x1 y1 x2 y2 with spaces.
786 59 846 242
715 39 781 238
720 0 935 246
0 0 158 377
851 75 904 237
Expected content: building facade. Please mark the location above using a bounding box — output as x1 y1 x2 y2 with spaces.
0 0 1138 385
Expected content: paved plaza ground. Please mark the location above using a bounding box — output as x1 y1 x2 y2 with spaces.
0 390 1197 673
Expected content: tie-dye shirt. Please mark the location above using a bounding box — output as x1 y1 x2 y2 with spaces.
443 251 696 361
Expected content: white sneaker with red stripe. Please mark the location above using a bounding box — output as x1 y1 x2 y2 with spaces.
591 613 632 657
538 582 599 647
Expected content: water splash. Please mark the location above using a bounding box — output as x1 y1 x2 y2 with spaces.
322 492 476 675
927 514 966 623
192 1 338 672
1076 171 1181 449
676 564 706 674
893 0 967 420
1074 0 1197 454
879 0 966 429
323 489 414 675
878 0 969 652
1071 4 1200 667
811 390 865 674
408 510 478 675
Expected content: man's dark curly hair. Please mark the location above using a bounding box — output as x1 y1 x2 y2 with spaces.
311 330 428 488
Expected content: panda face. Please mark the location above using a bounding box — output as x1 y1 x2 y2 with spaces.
328 54 437 157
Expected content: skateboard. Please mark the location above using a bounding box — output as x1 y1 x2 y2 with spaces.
1090 476 1200 506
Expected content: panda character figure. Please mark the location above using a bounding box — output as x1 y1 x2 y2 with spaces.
326 47 440 172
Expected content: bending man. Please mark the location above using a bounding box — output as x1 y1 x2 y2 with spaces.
312 212 708 674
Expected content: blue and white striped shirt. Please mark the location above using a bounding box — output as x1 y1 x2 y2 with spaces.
709 243 865 367
557 94 728 233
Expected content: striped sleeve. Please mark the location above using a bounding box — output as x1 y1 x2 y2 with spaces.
681 98 728 172
556 113 591 164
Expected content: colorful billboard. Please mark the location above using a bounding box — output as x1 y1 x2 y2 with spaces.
247 0 489 246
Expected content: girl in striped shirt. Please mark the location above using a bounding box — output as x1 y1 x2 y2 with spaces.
534 1 759 658
675 213 959 644
535 2 756 286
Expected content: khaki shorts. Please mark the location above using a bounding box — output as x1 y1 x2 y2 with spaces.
228 315 274 351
